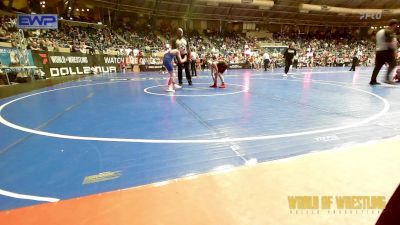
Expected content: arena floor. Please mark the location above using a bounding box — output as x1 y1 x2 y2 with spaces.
0 67 399 224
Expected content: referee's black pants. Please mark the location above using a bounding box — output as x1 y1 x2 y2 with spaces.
178 54 192 85
264 59 270 71
284 59 292 74
370 50 397 83
350 57 357 71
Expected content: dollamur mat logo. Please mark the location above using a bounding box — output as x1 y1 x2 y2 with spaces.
288 195 387 214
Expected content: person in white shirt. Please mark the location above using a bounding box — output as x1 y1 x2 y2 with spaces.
190 49 198 76
263 51 270 71
370 19 399 85
90 65 98 74
133 48 139 56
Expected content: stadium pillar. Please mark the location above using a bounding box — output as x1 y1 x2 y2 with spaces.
112 0 121 27
7 0 13 8
108 8 112 26
187 0 194 31
150 0 160 27
64 0 75 18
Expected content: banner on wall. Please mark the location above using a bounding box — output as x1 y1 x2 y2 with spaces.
29 51 255 76
31 51 126 77
17 14 58 30
0 47 34 66
228 63 251 69
138 62 251 71
139 64 164 71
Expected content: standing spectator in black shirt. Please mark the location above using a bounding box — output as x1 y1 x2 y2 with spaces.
39 40 48 51
71 42 80 52
283 42 296 76
349 51 358 71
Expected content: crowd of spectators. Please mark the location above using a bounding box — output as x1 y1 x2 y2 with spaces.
269 30 377 68
0 14 388 70
249 38 368 69
1 15 126 54
117 24 164 53
0 16 18 46
27 24 126 54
